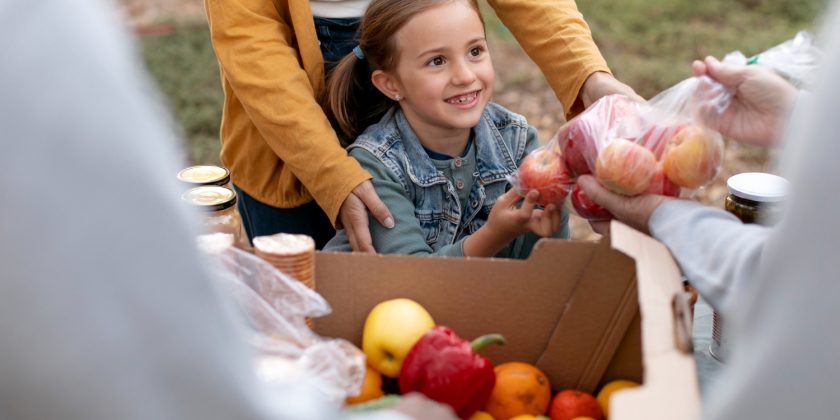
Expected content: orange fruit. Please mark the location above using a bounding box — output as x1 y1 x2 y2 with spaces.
572 418 597 420
345 365 384 405
485 362 552 420
596 380 640 418
469 411 496 420
509 416 550 420
549 389 603 420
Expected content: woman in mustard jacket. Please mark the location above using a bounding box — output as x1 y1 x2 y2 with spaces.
203 0 639 251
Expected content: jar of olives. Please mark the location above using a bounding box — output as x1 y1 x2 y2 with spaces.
710 172 789 362
723 172 789 224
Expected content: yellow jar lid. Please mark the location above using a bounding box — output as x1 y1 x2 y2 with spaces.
177 165 230 187
181 186 236 212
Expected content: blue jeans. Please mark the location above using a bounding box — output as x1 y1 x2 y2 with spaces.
233 184 335 249
235 18 361 248
314 17 361 76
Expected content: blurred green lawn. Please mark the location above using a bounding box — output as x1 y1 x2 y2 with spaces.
141 0 824 165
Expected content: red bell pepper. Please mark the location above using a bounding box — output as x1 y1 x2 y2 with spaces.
398 326 505 419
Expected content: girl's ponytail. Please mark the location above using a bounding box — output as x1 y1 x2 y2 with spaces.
324 51 391 146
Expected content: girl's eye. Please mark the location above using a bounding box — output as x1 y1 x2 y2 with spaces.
469 47 484 57
428 56 445 66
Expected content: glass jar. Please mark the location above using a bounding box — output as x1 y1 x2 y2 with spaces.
181 185 242 243
710 172 789 362
723 172 789 225
177 165 231 188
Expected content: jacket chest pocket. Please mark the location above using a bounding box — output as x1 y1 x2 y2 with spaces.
414 187 448 246
417 216 443 246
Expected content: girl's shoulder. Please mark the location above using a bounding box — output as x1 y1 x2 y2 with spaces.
482 101 529 130
347 107 404 156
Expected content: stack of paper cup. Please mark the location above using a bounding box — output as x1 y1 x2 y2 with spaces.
252 233 316 290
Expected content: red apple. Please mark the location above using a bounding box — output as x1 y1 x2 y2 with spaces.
570 182 613 221
517 148 574 206
559 119 599 176
595 138 657 196
606 94 645 139
549 389 604 420
638 122 686 160
644 165 682 197
662 125 724 188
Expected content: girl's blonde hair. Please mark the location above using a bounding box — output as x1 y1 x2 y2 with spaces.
324 0 483 145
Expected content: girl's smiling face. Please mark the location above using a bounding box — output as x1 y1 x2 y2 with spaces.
372 0 493 147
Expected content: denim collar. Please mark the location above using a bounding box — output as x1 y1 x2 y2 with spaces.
394 107 519 187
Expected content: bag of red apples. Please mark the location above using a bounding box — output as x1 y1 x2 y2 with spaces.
510 74 734 221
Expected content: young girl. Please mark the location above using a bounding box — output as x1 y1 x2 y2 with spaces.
323 0 569 258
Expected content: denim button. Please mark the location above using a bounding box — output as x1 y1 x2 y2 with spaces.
470 200 478 208
454 159 462 168
456 179 464 189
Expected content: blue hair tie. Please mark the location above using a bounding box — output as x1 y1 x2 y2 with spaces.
352 45 365 60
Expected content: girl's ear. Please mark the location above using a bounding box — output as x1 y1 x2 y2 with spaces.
371 70 401 101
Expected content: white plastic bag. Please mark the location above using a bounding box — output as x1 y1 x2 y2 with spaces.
199 234 365 403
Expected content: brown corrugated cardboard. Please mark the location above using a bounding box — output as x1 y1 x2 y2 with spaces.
313 221 698 417
609 222 700 420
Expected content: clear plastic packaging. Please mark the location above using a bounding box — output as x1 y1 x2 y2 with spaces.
199 236 365 403
510 31 819 222
511 87 728 221
744 31 821 88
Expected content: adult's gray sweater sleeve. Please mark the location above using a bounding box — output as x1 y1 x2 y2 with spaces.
648 200 770 316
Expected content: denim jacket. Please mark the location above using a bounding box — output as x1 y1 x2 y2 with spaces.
348 102 532 251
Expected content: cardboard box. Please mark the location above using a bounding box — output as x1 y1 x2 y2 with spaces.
314 222 698 419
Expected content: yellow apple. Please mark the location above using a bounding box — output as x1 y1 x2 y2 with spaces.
662 125 724 188
595 137 657 196
362 298 435 378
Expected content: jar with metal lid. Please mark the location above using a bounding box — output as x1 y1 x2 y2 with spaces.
177 165 231 188
181 185 242 243
710 172 789 362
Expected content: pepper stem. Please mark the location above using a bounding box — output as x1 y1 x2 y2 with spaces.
470 334 506 352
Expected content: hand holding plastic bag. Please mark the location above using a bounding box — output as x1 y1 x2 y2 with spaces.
510 87 727 222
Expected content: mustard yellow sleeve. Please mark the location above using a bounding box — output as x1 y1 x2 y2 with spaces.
487 0 612 119
204 0 370 223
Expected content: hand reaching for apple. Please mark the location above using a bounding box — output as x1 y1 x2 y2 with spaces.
464 189 563 257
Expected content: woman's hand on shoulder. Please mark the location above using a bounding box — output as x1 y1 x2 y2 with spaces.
338 180 394 253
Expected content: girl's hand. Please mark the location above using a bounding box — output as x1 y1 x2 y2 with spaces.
485 189 541 242
464 189 564 257
527 202 563 237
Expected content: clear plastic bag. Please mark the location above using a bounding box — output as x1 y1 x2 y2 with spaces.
511 31 820 222
198 234 366 403
744 31 820 88
511 84 729 221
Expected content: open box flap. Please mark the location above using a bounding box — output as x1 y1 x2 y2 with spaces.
533 237 640 392
608 221 700 420
314 234 642 391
